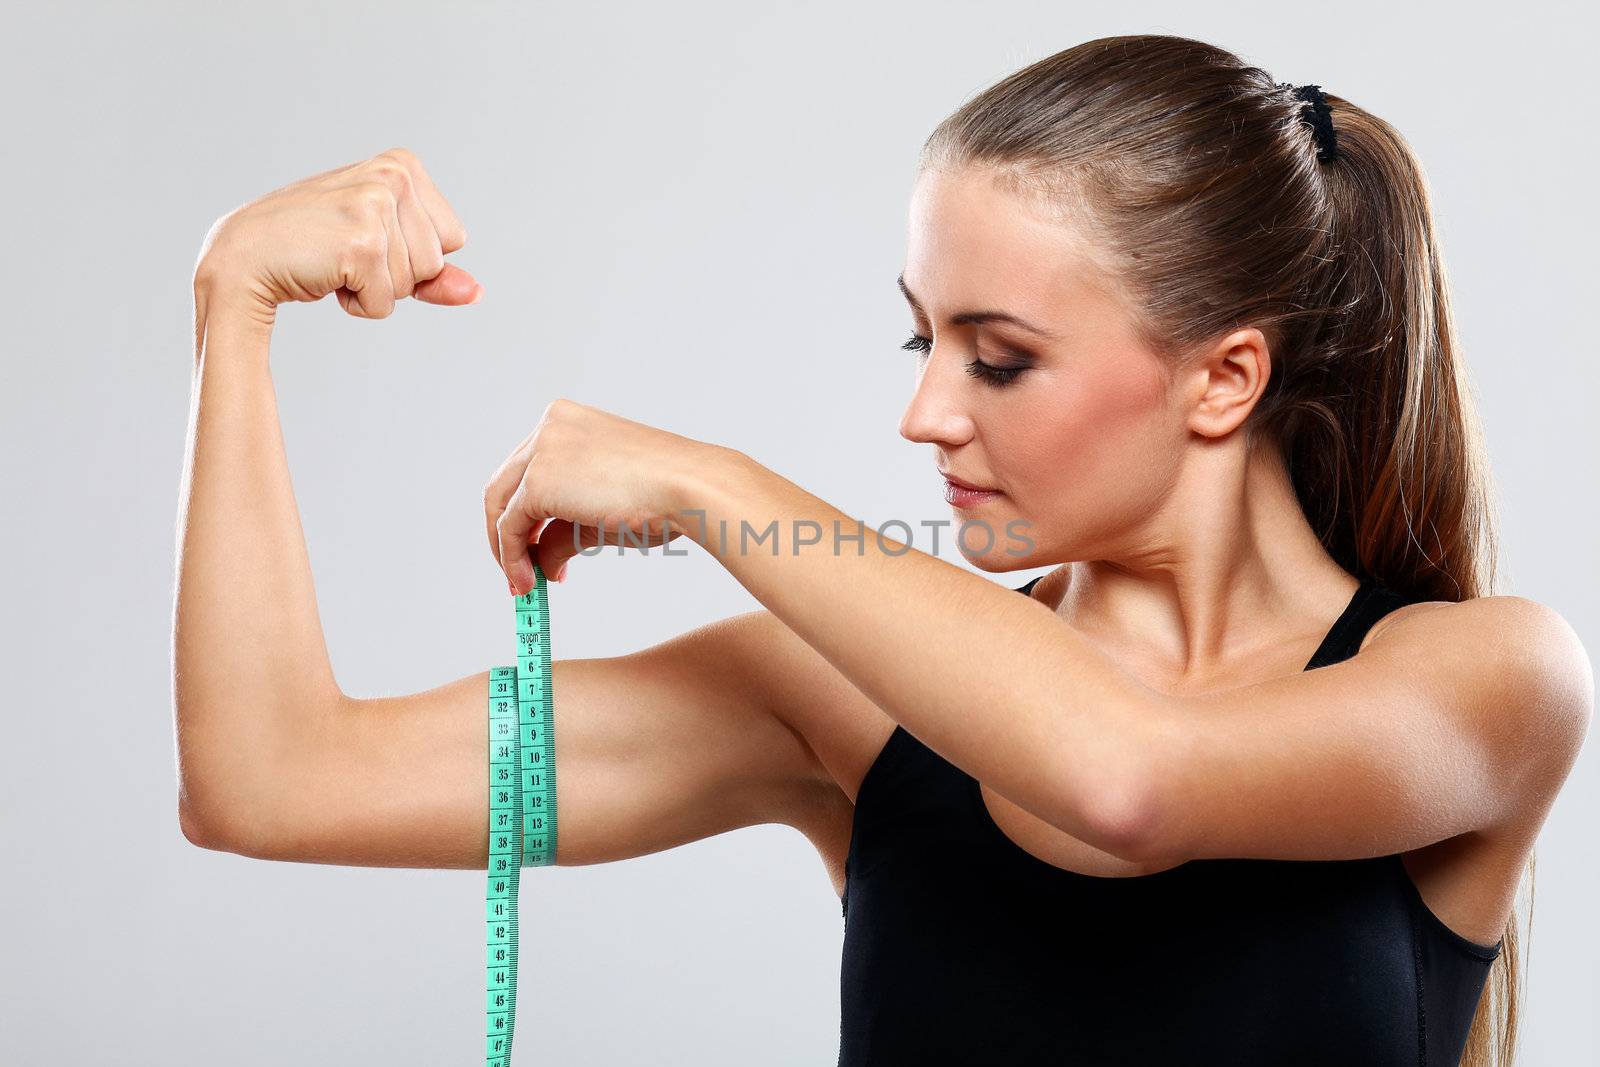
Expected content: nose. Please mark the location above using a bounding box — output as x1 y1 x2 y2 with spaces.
898 346 977 447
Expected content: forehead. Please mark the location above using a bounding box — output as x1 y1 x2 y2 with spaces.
904 166 1121 320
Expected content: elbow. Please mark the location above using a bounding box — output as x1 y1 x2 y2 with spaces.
180 799 224 851
1048 750 1156 862
177 789 286 859
1103 717 1195 866
1084 776 1161 864
1068 698 1172 865
175 737 290 859
178 795 228 851
175 732 230 850
174 721 241 852
172 686 332 860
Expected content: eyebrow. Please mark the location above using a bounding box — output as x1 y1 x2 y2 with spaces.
897 273 1059 339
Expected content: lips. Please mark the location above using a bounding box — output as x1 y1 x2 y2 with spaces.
939 470 996 492
940 469 1002 508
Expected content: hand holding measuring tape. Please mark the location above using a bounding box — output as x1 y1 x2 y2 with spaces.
481 400 732 1063
483 396 729 595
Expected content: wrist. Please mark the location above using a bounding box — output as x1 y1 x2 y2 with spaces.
192 300 275 379
193 260 279 336
192 270 277 371
667 445 760 545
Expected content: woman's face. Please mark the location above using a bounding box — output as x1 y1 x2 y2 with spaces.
898 165 1193 570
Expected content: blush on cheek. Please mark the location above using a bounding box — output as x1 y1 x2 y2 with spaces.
1089 377 1173 486
1018 355 1174 527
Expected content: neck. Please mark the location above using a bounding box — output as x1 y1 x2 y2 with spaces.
1052 434 1359 689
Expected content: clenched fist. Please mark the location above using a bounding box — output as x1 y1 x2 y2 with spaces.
193 146 480 328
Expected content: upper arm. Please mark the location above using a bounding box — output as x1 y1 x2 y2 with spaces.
1128 595 1594 864
198 608 835 868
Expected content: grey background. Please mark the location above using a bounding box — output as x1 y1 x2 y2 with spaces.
3 1 1594 1063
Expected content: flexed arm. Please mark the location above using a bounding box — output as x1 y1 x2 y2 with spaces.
173 147 481 850
172 150 837 871
172 325 833 868
173 294 337 850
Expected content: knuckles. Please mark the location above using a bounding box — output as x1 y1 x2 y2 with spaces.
343 227 386 266
356 181 394 218
365 158 415 200
378 146 420 168
415 242 446 278
541 397 596 428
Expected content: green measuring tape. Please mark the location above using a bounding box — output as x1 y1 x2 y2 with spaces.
486 564 557 1066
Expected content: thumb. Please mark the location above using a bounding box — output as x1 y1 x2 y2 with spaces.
413 262 483 305
532 519 583 583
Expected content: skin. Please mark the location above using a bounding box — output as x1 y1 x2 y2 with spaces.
175 150 1591 962
897 164 1386 683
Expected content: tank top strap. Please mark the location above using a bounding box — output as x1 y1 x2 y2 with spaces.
1304 577 1412 670
1019 573 1409 672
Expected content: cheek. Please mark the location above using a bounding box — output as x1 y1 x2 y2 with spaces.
1010 360 1176 510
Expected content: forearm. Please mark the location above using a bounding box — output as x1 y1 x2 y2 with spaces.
675 451 1158 854
173 280 341 846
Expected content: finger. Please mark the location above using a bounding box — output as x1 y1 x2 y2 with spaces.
414 262 482 306
381 186 416 301
532 520 573 582
532 519 588 582
359 152 477 304
535 520 684 584
389 169 444 301
336 190 398 319
484 431 537 563
497 480 546 596
377 147 469 254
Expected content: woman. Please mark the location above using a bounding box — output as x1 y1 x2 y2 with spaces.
174 34 1590 1067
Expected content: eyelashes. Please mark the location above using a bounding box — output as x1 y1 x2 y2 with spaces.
901 333 1027 388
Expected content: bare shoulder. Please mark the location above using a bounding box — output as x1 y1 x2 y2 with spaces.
1363 592 1593 729
1364 592 1593 834
1347 593 1592 944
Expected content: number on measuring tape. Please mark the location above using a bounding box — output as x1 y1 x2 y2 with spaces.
485 564 557 1066
515 573 557 868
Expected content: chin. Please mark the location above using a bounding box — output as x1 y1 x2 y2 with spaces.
949 514 1039 570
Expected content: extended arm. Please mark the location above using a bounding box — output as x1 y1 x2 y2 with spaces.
671 452 1592 864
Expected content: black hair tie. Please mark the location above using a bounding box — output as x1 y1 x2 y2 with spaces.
1277 82 1339 163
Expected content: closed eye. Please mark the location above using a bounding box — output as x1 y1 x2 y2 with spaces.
901 332 1027 387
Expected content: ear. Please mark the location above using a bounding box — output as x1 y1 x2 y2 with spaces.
1182 327 1271 439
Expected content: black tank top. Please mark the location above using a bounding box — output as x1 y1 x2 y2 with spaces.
839 575 1502 1066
